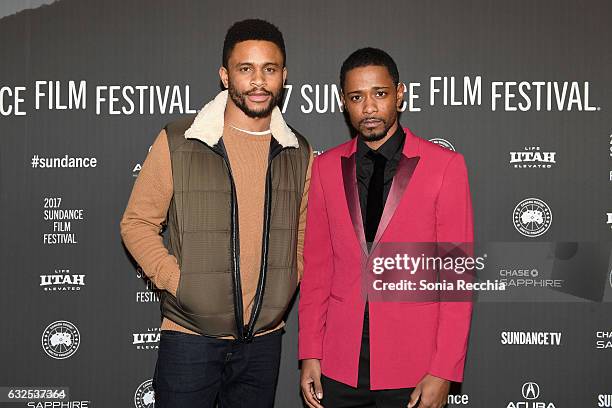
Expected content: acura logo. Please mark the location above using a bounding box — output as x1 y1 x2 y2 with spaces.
522 382 540 400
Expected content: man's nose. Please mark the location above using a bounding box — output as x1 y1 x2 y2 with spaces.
251 69 265 88
362 96 377 114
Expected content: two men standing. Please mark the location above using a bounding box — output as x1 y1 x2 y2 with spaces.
120 19 473 408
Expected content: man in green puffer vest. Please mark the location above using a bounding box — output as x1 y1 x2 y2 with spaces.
120 18 313 408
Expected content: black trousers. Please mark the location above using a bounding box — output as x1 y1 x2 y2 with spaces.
153 328 282 408
321 303 415 408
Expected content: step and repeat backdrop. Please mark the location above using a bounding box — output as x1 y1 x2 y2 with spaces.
1 0 611 407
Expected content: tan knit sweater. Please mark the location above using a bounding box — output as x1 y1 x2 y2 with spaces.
120 125 312 338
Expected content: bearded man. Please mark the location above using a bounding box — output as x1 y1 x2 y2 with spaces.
120 18 313 408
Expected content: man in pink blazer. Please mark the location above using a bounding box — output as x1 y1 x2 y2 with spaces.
299 48 474 408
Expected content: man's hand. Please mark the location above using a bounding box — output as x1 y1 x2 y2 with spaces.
300 358 324 408
407 374 450 408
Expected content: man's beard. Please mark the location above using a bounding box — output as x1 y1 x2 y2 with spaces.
228 83 283 119
357 117 394 142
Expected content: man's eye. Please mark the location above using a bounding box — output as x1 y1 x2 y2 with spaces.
240 66 251 72
265 67 276 73
376 91 387 97
350 95 362 101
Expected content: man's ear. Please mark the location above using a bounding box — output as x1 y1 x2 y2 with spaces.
340 90 346 109
219 66 229 89
282 67 288 86
396 82 405 110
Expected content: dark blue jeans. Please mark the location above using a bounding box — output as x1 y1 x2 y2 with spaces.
152 328 283 408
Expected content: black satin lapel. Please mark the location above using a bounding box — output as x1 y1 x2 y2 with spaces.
371 156 420 251
341 155 368 255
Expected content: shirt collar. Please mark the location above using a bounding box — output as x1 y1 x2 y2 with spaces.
356 124 406 160
184 90 299 149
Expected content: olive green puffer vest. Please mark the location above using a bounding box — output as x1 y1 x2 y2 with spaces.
159 114 310 341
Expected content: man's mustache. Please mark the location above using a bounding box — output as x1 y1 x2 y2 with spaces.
359 117 385 125
246 88 272 95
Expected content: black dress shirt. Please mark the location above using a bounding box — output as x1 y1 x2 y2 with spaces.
356 125 407 363
356 124 406 241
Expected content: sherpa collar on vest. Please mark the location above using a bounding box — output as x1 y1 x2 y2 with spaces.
184 89 299 149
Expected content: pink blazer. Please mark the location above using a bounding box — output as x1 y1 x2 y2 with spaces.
298 127 474 390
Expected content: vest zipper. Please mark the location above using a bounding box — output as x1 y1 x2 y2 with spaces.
211 138 285 342
210 141 245 341
244 142 285 341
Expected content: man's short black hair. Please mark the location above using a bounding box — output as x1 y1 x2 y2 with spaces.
222 19 286 68
340 47 399 90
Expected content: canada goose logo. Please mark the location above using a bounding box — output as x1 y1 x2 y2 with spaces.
134 379 155 408
429 138 455 151
41 320 80 359
513 198 552 237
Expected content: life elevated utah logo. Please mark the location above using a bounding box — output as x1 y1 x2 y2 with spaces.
133 327 160 350
506 382 556 408
509 146 556 169
40 268 85 292
513 198 552 237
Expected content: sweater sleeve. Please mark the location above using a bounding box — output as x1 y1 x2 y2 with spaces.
296 146 314 284
120 129 180 296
